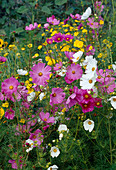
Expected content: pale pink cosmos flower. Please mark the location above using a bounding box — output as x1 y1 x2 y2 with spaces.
29 63 51 86
39 111 55 124
50 88 65 106
47 15 60 25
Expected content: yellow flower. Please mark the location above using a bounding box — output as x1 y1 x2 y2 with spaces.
2 101 9 108
74 32 79 36
32 53 39 58
38 24 41 28
21 47 25 51
61 45 70 52
99 20 104 25
61 108 66 113
20 119 25 124
50 28 53 32
0 107 4 119
74 40 84 48
4 41 8 47
29 78 33 81
27 88 34 94
42 33 45 36
45 56 50 61
64 29 68 32
51 31 57 36
27 44 32 48
38 45 42 50
4 53 9 57
16 53 21 58
47 58 55 65
25 80 30 85
82 29 87 33
0 39 4 47
97 53 103 58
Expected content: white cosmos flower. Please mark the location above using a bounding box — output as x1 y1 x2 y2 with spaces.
83 119 94 132
80 55 93 66
56 66 67 77
58 124 69 133
39 92 46 101
47 165 58 170
50 146 60 158
72 51 83 62
81 7 92 20
25 139 34 152
108 96 116 109
27 92 35 102
59 133 63 140
80 73 97 89
85 58 97 74
17 69 27 75
112 62 116 72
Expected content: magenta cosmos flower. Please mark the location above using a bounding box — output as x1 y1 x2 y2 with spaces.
46 38 53 44
50 88 65 106
94 1 104 12
1 77 19 95
29 129 44 147
65 63 83 81
64 51 75 61
52 33 64 43
64 34 74 41
70 14 81 20
5 108 15 120
39 111 55 124
0 56 7 63
29 63 51 86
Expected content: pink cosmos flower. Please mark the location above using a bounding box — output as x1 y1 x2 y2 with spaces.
15 124 31 136
86 44 95 55
87 18 99 29
52 33 64 43
1 77 20 95
29 63 51 86
65 76 74 84
46 38 53 44
29 129 44 147
39 111 55 124
0 56 7 63
28 115 37 126
0 92 4 100
44 23 50 29
5 108 15 120
64 51 75 61
94 1 104 12
47 15 60 25
25 22 38 31
8 159 23 169
54 62 62 71
50 88 65 106
65 63 83 81
70 14 81 20
64 34 74 41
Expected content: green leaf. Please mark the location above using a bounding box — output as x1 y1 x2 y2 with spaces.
65 7 74 15
0 29 6 35
55 0 67 6
17 6 28 14
41 6 51 14
15 27 24 33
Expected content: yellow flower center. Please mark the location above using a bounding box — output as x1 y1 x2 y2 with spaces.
57 38 61 41
52 93 56 97
76 57 79 60
53 149 57 153
38 72 43 76
113 98 116 102
88 121 92 125
97 76 101 79
72 70 75 74
85 95 89 99
33 135 36 139
44 118 47 121
92 67 95 71
9 85 14 90
84 104 87 108
89 80 93 84
96 102 100 106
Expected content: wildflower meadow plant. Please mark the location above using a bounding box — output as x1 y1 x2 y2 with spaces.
0 1 116 169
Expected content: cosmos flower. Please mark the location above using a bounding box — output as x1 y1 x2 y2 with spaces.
25 22 38 30
58 124 69 133
0 56 7 63
108 96 116 109
66 63 83 81
70 13 81 20
81 7 92 20
5 108 15 120
52 33 64 43
17 69 27 75
83 119 94 132
64 34 74 41
72 51 83 62
39 111 55 124
50 146 60 158
50 88 65 106
29 63 51 86
48 165 58 170
25 139 34 152
47 15 60 25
